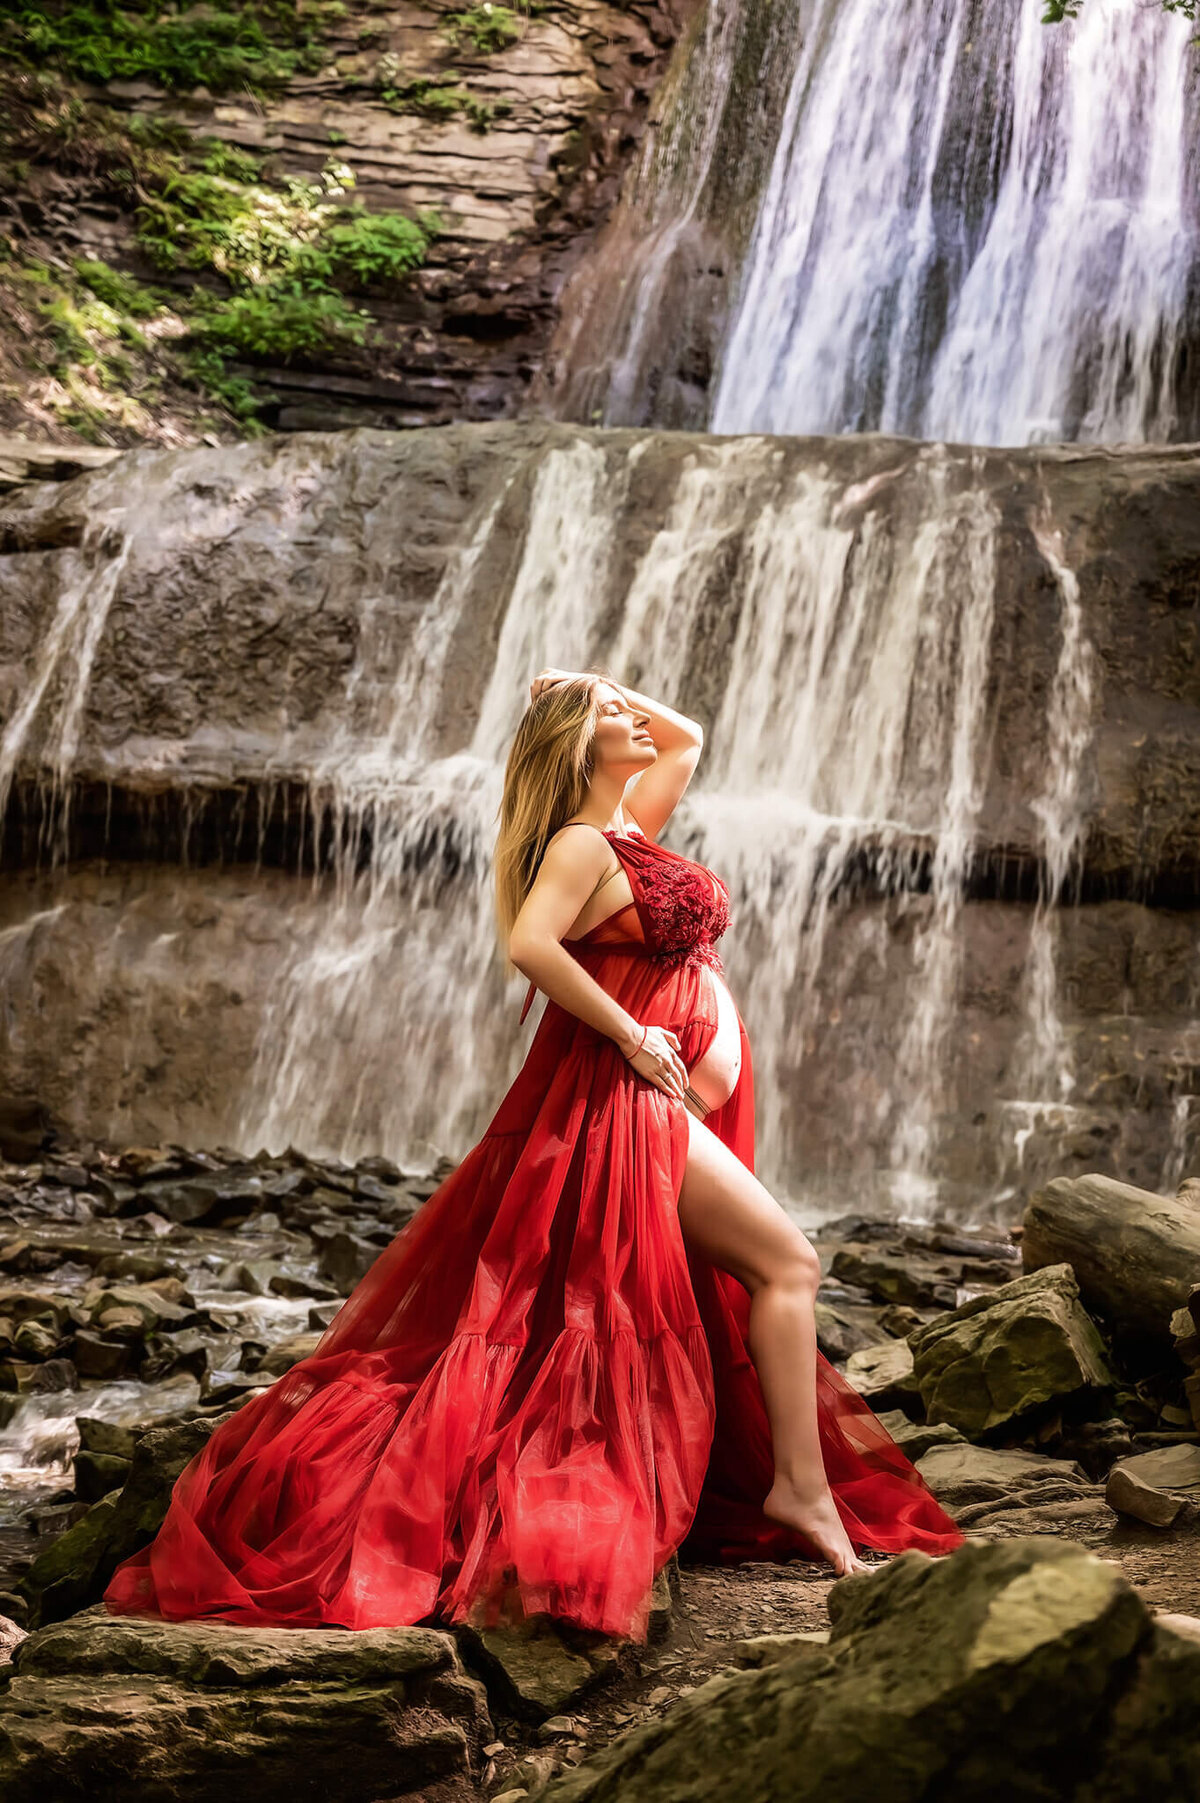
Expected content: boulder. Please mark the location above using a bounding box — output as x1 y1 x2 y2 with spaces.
915 1443 1089 1512
829 1243 959 1309
1022 1173 1200 1340
72 1332 136 1380
873 1407 966 1461
17 1415 228 1627
1105 1443 1200 1528
734 1630 830 1668
318 1230 379 1292
813 1301 880 1363
843 1339 921 1405
0 1356 77 1393
908 1263 1112 1437
454 1564 674 1722
538 1538 1198 1803
0 1606 491 1803
0 1614 26 1667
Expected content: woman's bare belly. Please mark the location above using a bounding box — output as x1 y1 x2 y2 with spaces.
683 965 742 1121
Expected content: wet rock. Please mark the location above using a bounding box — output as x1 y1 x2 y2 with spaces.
318 1230 379 1292
1105 1443 1200 1528
138 1175 262 1227
17 1415 230 1627
12 1318 61 1361
1023 1173 1200 1341
0 1291 76 1335
71 1332 136 1380
82 1283 201 1335
76 1419 138 1463
0 1606 491 1803
0 1356 77 1393
199 1370 272 1406
908 1263 1113 1437
93 1250 182 1283
539 1538 1182 1803
255 1332 322 1377
139 1328 209 1383
227 1258 279 1296
0 1613 27 1667
268 1271 340 1301
73 1452 132 1504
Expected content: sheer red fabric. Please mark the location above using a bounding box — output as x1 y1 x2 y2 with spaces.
104 827 963 1641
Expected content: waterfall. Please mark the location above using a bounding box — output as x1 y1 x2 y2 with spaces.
559 0 1200 443
0 519 131 862
713 0 1197 442
218 433 1093 1222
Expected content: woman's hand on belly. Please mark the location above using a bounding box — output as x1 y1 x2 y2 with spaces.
683 969 742 1118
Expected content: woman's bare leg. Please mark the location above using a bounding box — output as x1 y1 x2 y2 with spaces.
676 1106 870 1576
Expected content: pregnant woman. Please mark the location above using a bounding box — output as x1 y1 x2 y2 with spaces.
104 668 962 1640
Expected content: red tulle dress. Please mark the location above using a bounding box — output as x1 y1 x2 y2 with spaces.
104 826 963 1640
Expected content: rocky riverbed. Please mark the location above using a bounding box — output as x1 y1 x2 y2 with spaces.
2 1118 1199 1799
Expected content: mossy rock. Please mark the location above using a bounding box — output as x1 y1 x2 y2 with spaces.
908 1263 1113 1438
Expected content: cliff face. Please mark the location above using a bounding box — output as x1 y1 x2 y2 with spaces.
2 424 1199 1214
0 1 697 445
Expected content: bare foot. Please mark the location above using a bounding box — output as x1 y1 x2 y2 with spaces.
763 1477 872 1577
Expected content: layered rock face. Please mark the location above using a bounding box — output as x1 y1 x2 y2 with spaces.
1 424 1199 1215
0 1605 493 1801
4 0 698 437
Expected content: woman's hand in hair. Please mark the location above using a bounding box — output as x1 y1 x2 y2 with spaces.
530 667 584 703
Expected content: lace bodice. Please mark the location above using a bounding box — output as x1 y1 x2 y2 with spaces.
519 826 731 1023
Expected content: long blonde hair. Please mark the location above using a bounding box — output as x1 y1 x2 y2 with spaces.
494 671 616 975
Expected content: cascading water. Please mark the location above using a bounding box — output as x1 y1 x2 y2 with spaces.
0 518 131 862
230 434 1096 1223
556 0 1200 443
714 0 1199 442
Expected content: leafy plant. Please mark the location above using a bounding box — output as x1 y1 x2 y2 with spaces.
192 287 370 358
200 139 263 183
298 208 440 286
75 257 163 316
2 1 344 96
377 67 512 131
442 4 523 54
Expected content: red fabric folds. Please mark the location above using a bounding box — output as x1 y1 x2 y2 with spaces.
105 831 963 1642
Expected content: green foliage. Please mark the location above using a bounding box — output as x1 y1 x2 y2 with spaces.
132 157 438 301
200 139 262 183
74 257 163 315
299 208 440 286
192 287 370 358
442 4 523 54
3 0 339 96
179 348 269 423
377 68 513 131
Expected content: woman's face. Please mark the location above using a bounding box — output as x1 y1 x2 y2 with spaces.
590 682 656 776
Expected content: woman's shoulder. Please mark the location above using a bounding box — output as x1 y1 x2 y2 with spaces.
544 819 610 848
